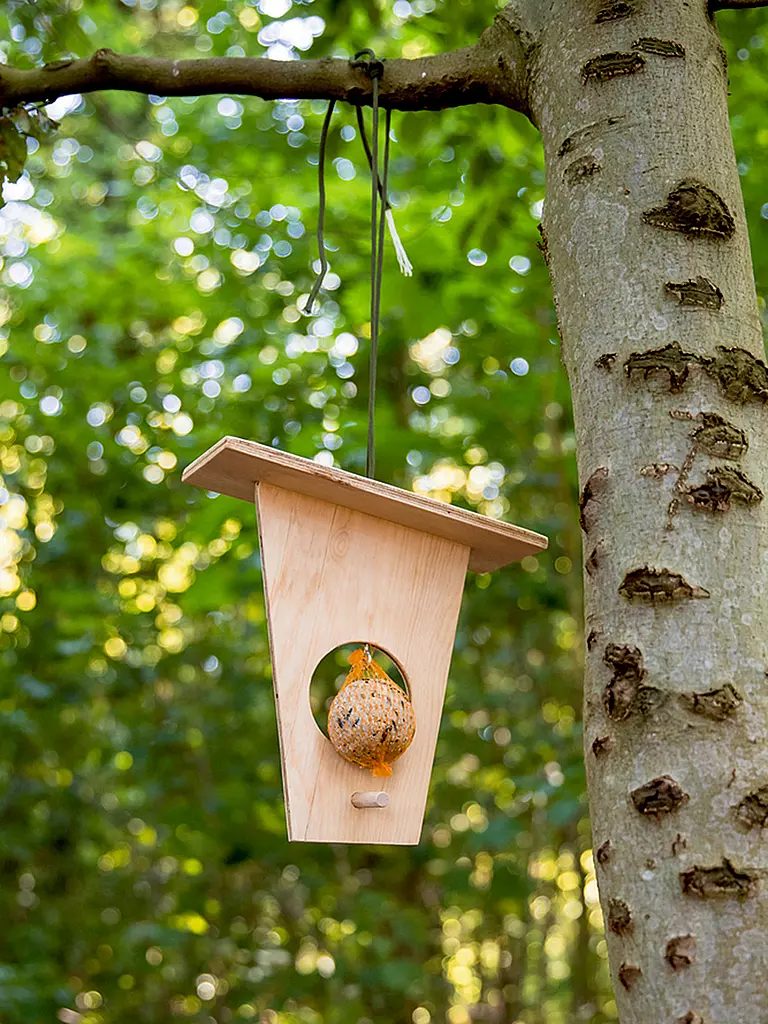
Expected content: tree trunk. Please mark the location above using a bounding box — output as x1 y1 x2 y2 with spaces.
525 1 767 1020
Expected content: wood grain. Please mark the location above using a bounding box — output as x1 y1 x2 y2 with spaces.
351 792 390 809
256 481 470 844
183 436 547 573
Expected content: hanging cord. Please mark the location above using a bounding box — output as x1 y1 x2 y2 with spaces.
366 60 383 479
348 49 389 479
375 108 392 352
305 49 397 478
302 99 336 315
367 106 394 480
355 106 413 277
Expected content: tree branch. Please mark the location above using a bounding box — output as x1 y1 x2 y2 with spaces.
712 0 768 8
0 24 530 115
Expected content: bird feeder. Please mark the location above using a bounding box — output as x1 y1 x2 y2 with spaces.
183 437 547 845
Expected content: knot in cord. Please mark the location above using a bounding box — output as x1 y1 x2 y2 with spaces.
350 48 385 79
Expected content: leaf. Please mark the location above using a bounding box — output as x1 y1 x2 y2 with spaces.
0 117 27 189
20 107 60 141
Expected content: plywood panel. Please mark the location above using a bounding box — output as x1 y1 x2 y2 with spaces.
183 436 547 573
256 481 470 845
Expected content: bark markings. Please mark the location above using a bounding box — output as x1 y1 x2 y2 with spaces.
687 412 747 460
586 541 604 577
595 1 634 22
625 341 694 393
640 462 676 477
596 839 612 866
607 897 634 935
595 352 617 370
618 963 642 990
557 116 624 158
626 343 768 403
658 411 754 528
632 38 686 58
681 859 757 899
684 466 762 512
705 345 768 403
643 180 735 239
678 683 743 721
619 568 709 601
602 643 667 721
664 277 723 310
592 734 613 757
582 52 646 83
734 786 768 830
564 155 602 184
672 833 688 856
630 775 689 819
665 934 696 971
579 467 609 533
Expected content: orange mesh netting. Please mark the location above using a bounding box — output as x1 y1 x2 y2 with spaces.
327 647 416 777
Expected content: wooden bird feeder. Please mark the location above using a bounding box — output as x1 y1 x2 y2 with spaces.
183 437 547 845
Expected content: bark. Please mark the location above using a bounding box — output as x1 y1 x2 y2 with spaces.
527 1 767 1021
3 1 766 1018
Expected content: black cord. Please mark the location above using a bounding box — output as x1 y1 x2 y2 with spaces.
349 48 388 479
355 106 387 206
303 98 336 315
305 50 388 480
369 106 391 480
366 73 381 480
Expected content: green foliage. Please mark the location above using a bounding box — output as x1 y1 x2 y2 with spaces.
0 3 764 1024
0 118 28 197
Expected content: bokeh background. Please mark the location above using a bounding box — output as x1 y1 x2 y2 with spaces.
0 3 766 1022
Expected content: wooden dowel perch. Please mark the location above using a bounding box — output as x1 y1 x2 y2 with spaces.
351 791 390 809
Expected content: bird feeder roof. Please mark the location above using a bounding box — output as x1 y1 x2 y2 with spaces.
182 436 547 573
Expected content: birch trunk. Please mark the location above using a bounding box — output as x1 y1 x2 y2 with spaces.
522 0 767 1019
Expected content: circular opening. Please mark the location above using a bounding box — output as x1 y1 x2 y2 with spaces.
310 642 409 739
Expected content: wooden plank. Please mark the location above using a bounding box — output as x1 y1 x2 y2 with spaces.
257 481 469 844
183 436 547 573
